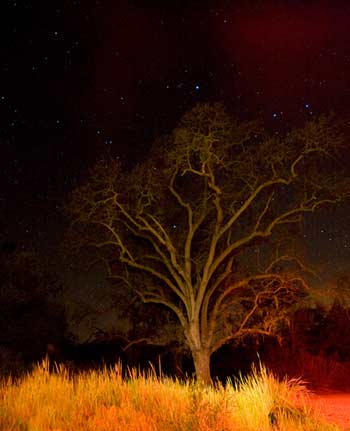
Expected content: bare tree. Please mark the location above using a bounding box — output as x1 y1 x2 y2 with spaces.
65 103 350 384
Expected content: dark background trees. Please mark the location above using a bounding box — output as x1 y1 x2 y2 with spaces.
0 242 69 375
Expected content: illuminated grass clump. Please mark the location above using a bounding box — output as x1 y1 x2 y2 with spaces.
0 359 341 431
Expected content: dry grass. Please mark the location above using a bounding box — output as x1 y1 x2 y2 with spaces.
0 358 342 431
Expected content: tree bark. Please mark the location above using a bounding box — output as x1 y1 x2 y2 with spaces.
192 348 212 385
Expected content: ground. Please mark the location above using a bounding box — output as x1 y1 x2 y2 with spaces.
310 392 350 430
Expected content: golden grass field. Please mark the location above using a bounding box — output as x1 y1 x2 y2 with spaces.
0 359 343 431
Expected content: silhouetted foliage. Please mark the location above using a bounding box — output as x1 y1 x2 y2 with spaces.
0 246 69 373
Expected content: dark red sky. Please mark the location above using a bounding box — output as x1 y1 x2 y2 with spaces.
1 0 350 298
219 4 350 116
91 2 350 127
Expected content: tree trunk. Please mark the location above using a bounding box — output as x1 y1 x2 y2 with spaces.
192 348 212 385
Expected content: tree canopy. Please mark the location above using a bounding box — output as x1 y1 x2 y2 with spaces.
65 103 350 384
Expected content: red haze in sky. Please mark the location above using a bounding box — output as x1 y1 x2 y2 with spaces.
217 4 350 110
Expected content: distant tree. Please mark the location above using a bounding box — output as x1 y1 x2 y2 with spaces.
332 274 350 307
65 103 350 384
69 277 186 371
0 246 68 368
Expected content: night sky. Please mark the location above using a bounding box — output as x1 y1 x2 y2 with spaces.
1 0 350 321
